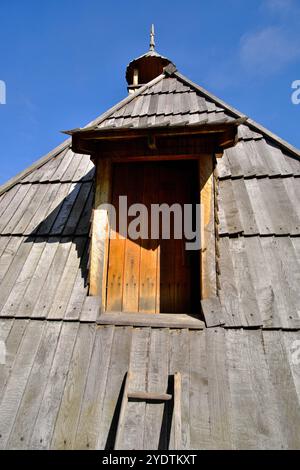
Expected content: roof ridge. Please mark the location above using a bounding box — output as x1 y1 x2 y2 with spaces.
0 74 166 196
174 71 300 159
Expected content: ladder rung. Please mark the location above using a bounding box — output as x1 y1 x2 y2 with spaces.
127 391 172 402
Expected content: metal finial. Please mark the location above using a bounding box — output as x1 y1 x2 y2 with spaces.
149 24 155 51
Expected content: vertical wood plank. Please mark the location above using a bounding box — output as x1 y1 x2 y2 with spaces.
139 164 159 314
30 322 79 449
206 328 232 449
199 154 216 299
6 322 62 449
168 329 190 450
116 327 150 450
106 164 127 312
51 324 95 449
0 320 45 449
96 326 132 450
122 166 143 313
89 158 112 308
174 372 182 450
143 328 169 450
74 326 115 450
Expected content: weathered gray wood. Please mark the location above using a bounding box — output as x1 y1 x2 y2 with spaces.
50 149 75 182
274 237 300 328
32 239 72 318
0 237 23 285
16 238 59 317
230 178 259 235
263 330 300 449
0 318 14 389
223 145 244 178
282 331 300 408
64 241 89 321
24 184 61 235
73 154 94 182
13 184 49 235
74 326 114 449
0 237 34 313
246 330 289 449
48 237 86 320
1 239 46 317
168 329 189 450
243 140 268 176
218 237 243 327
74 325 114 449
38 148 70 183
0 139 70 195
201 297 225 327
229 237 262 327
50 183 81 235
283 177 300 226
2 185 40 234
114 371 131 450
0 185 31 233
51 323 95 449
260 237 293 329
36 183 71 235
244 237 278 328
0 320 45 449
63 182 92 236
174 71 300 159
96 326 132 450
244 178 274 235
0 185 20 219
116 328 150 450
75 186 93 235
260 178 298 235
59 152 82 182
0 319 14 343
218 180 242 234
189 330 211 449
143 328 169 450
206 328 232 449
226 330 266 449
97 313 204 329
30 322 79 449
6 321 62 449
80 296 101 322
0 320 27 398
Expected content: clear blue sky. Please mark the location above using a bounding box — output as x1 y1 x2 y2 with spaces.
0 0 299 184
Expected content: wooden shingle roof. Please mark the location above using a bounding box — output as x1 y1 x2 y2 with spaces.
0 63 300 450
0 68 299 327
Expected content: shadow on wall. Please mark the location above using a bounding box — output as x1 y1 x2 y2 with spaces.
23 168 95 286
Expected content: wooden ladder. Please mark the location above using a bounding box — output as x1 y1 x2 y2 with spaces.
114 371 182 450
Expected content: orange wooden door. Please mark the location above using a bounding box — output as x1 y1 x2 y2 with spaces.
106 161 199 314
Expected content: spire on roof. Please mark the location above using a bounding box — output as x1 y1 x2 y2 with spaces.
125 26 175 93
149 24 155 51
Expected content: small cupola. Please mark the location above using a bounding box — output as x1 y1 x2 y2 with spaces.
126 25 175 93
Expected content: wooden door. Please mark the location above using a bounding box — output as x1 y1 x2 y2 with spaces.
106 161 199 314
